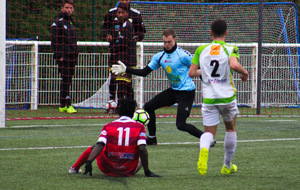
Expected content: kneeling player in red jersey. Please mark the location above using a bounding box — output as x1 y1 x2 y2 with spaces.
69 98 160 177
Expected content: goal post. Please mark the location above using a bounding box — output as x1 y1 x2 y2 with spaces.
0 0 6 128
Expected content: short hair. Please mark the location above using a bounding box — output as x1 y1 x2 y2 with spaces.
116 99 137 118
62 0 75 6
162 29 176 38
211 19 227 37
117 2 130 13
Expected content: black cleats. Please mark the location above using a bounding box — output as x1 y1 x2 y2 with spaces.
146 136 157 145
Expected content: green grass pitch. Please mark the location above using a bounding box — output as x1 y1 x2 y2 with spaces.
1 117 300 190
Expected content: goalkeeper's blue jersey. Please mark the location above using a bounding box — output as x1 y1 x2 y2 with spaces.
147 46 195 91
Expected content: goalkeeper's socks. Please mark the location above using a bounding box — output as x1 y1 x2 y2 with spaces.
73 147 92 169
223 132 237 168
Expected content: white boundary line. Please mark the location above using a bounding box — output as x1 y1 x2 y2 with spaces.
7 123 105 128
1 138 299 151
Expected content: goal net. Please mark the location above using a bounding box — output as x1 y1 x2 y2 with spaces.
6 41 299 112
131 2 298 46
74 1 300 109
6 39 37 110
130 1 300 110
3 1 300 122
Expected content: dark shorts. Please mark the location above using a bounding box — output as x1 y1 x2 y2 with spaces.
144 88 195 111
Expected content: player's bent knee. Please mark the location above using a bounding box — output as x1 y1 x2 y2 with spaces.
176 123 187 132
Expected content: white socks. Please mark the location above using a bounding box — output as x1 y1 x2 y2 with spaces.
223 132 237 168
199 132 214 150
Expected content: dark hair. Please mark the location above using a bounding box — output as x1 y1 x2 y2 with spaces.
62 0 75 6
116 99 137 118
211 19 227 37
162 28 176 38
117 2 130 13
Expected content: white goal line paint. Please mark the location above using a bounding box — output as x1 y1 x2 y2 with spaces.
7 123 106 128
1 138 299 151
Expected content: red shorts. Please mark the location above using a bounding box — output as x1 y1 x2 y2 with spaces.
96 151 139 177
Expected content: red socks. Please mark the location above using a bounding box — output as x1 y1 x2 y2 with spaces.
72 147 92 169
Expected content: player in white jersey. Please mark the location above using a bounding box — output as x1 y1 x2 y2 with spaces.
188 19 248 175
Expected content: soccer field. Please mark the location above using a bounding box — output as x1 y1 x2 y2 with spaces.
1 117 300 190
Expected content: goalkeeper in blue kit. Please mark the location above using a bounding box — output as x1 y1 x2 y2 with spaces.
112 29 215 146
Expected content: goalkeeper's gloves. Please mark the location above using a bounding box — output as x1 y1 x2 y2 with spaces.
111 60 127 75
83 160 92 176
144 169 161 177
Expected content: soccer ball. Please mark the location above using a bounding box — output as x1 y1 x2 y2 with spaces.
133 109 150 126
105 100 117 112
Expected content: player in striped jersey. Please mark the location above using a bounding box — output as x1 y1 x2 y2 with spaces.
189 19 249 175
69 99 159 177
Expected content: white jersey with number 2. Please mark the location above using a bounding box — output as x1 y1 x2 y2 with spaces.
191 40 240 105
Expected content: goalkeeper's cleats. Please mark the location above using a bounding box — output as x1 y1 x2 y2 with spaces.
146 136 157 145
221 164 237 175
197 148 209 175
68 166 82 174
59 106 67 113
67 106 77 114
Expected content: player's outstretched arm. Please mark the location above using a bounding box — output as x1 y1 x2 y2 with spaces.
138 145 161 177
112 61 127 75
112 60 153 77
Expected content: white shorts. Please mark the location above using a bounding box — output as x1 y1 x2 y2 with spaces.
202 100 239 126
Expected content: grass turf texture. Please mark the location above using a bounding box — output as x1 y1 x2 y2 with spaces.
1 117 300 190
5 106 300 120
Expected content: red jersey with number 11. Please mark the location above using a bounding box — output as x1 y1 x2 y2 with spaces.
96 116 147 177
